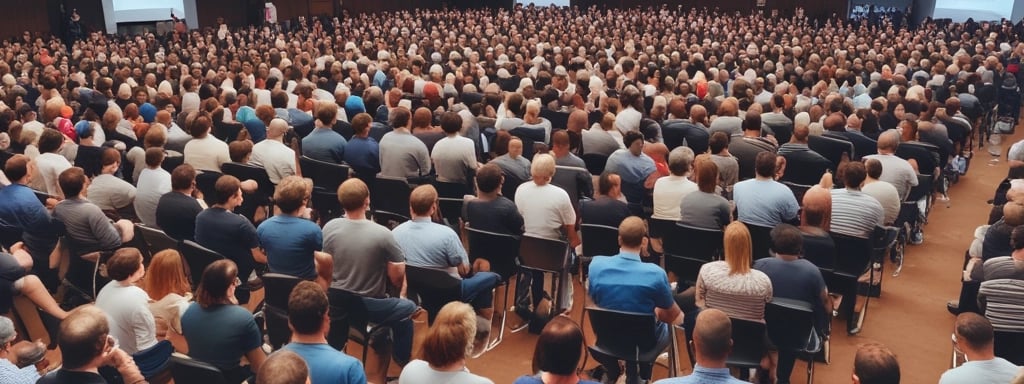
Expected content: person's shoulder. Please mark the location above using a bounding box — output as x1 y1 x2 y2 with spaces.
512 375 543 384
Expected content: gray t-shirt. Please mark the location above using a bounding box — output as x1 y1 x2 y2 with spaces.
710 154 739 194
398 359 494 384
379 130 432 179
322 218 404 298
490 154 531 182
680 191 732 230
863 154 919 200
938 358 1020 384
53 198 122 252
87 174 137 211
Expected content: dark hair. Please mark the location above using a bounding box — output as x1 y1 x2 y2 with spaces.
709 131 730 154
532 316 585 375
623 131 644 148
754 151 777 178
598 171 619 195
475 163 503 193
171 164 197 191
954 312 994 349
742 110 761 131
853 343 901 384
770 224 803 256
270 90 289 109
4 154 29 182
864 158 882 179
57 305 109 370
58 167 87 197
106 247 143 281
287 281 329 335
213 175 242 205
439 111 462 134
1012 226 1024 251
145 147 165 168
842 161 867 188
38 128 64 154
390 107 411 128
196 259 238 308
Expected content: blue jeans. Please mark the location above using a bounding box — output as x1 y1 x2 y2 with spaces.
361 296 417 365
461 272 500 310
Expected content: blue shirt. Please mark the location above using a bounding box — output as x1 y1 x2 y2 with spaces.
732 178 799 227
282 342 366 384
0 183 58 235
243 119 267 143
181 303 262 371
392 218 467 278
257 215 323 279
653 364 747 384
343 136 381 177
604 149 656 203
0 358 39 384
303 128 348 164
588 252 674 314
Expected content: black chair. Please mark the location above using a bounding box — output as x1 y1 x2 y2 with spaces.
370 176 411 229
518 235 572 315
782 181 814 205
194 171 222 207
75 145 105 178
368 122 392 143
766 298 822 384
221 162 275 223
726 317 769 380
580 223 619 279
300 156 350 221
663 224 724 287
830 232 872 334
745 223 774 261
586 306 675 383
551 165 588 214
405 265 463 324
765 122 794 147
178 240 226 290
0 223 23 250
433 181 470 229
500 171 526 201
465 227 520 350
161 155 184 174
326 289 396 370
808 135 854 172
169 353 226 384
262 273 304 350
136 224 179 257
582 153 609 176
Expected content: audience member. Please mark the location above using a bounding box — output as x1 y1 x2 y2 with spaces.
513 316 599 384
156 164 205 241
303 101 348 164
652 146 697 221
852 343 901 384
133 148 171 227
580 172 632 228
605 131 657 212
432 112 479 184
343 113 382 179
653 309 746 384
195 175 266 304
251 118 298 184
0 317 47 384
861 158 901 225
36 305 146 384
87 148 137 216
281 281 366 384
830 161 885 239
940 313 1021 384
258 176 332 288
695 221 772 322
380 107 432 180
733 152 799 227
399 302 494 384
679 155 732 230
256 350 309 384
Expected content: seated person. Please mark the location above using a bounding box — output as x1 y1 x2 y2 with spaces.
462 163 525 236
0 155 62 281
257 176 332 289
156 164 205 241
513 316 599 384
302 101 347 164
0 317 49 384
257 351 309 384
342 113 381 179
394 185 502 320
580 172 631 228
490 135 532 183
679 155 731 230
133 148 172 228
604 131 657 214
195 175 267 304
588 217 683 384
87 148 137 218
939 313 1021 384
250 118 297 184
36 305 146 384
280 281 366 384
398 302 494 384
0 243 67 320
852 343 901 384
182 260 266 384
652 309 747 384
431 112 479 184
695 222 772 323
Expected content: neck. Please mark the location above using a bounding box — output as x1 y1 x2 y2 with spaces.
964 345 996 361
432 358 466 372
477 191 499 200
214 203 236 210
268 135 283 142
290 332 328 345
743 130 760 138
540 372 582 384
175 188 193 196
697 358 728 369
345 208 368 220
755 175 773 181
620 246 642 254
776 253 799 261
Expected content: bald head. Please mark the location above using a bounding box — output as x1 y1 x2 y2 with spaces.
618 216 647 249
877 130 900 152
801 185 832 229
694 309 732 363
568 110 588 133
267 118 289 139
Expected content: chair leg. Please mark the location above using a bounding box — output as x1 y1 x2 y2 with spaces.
807 354 814 384
486 283 509 352
668 328 678 377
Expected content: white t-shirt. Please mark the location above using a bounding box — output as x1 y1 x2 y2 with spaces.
135 167 172 227
652 175 698 221
431 135 478 184
251 139 296 184
614 107 643 134
35 152 72 197
515 182 576 241
862 180 901 225
184 135 230 172
95 282 158 354
398 359 493 384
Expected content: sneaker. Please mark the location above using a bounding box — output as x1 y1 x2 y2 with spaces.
947 300 960 315
910 229 924 245
509 306 530 332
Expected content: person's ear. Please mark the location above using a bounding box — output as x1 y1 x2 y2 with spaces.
852 373 860 384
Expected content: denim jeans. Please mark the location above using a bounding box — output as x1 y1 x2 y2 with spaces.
361 296 417 365
461 271 501 310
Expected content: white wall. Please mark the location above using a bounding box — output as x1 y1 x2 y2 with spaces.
103 0 197 34
933 0 1012 21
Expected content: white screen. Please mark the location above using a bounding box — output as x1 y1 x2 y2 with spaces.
933 0 1011 21
111 0 185 23
517 0 571 7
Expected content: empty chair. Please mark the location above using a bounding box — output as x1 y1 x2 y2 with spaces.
136 224 179 256
745 223 774 261
405 265 462 324
582 153 608 175
433 180 470 229
766 298 822 384
194 171 222 207
370 176 411 229
178 240 226 290
518 235 572 315
663 224 724 287
169 353 226 384
830 232 872 334
326 288 397 370
465 227 520 350
586 306 675 384
580 223 619 280
726 317 769 380
262 273 305 350
808 135 854 172
300 156 350 221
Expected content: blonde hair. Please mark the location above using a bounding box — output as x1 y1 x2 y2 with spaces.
418 302 476 368
723 221 752 275
143 250 192 300
531 153 556 181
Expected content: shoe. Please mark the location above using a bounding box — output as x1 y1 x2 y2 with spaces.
847 325 862 335
509 306 530 333
947 301 961 315
910 229 924 245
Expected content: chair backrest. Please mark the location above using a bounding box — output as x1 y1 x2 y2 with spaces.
745 223 774 261
581 224 620 259
0 223 23 250
370 176 411 227
801 233 837 271
500 171 526 201
808 135 854 171
519 235 569 274
178 240 226 288
765 122 794 146
781 181 813 205
405 265 462 324
326 288 371 351
433 181 470 228
551 166 585 212
221 162 274 197
194 171 223 207
586 306 660 361
581 153 608 176
663 224 724 286
896 141 943 174
979 279 1024 365
830 232 872 277
905 173 933 203
136 224 179 256
465 227 520 281
765 298 815 351
161 155 185 174
169 354 226 384
300 156 350 192
726 317 769 368
262 273 304 350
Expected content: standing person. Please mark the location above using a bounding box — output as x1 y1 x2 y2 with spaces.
281 281 366 384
